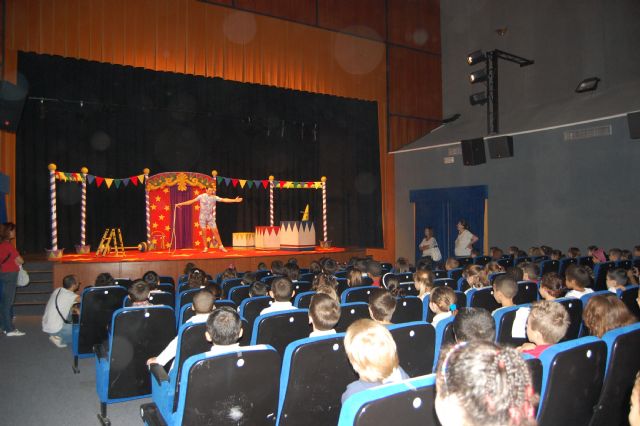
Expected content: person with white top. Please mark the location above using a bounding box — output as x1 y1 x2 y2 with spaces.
454 220 478 257
176 184 243 253
202 306 245 356
419 227 442 262
308 293 340 337
260 276 296 315
564 265 594 299
147 290 215 368
42 275 80 348
429 286 457 327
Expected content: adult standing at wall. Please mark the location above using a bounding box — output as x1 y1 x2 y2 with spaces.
419 227 442 262
454 220 478 257
0 222 25 336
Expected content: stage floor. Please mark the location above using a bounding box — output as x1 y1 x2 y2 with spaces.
51 246 364 290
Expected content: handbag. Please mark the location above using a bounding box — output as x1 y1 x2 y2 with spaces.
17 265 30 287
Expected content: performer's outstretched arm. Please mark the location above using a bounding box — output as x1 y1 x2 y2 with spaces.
218 196 243 203
175 196 200 207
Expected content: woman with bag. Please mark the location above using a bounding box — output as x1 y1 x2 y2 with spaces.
419 227 442 262
0 222 26 336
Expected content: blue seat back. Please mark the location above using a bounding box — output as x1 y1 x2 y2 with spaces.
238 296 272 330
447 268 463 281
558 257 577 276
619 284 640 319
433 270 447 279
292 280 312 294
593 262 615 291
341 286 378 304
159 275 175 285
293 291 316 308
335 302 371 332
251 309 310 357
467 287 501 312
74 285 127 356
390 296 423 324
493 304 531 347
514 281 539 305
553 297 583 341
432 316 456 371
433 278 456 289
157 283 175 294
229 284 251 305
539 259 560 276
388 322 435 376
220 277 244 298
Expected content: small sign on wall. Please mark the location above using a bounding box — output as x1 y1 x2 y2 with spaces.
443 156 455 164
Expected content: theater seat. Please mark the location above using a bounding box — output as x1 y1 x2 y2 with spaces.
335 302 371 332
250 309 310 357
513 281 539 305
466 287 501 312
552 297 583 341
390 296 423 324
388 321 435 376
341 286 378 304
493 304 531 347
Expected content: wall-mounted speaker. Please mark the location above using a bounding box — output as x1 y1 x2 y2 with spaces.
628 111 640 139
0 80 28 132
461 138 486 166
488 136 514 159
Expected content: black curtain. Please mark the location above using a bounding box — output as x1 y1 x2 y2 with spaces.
16 52 382 253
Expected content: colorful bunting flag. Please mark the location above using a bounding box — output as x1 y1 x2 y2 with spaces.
95 177 104 187
261 180 269 189
87 175 95 184
246 180 254 189
231 178 239 187
105 178 114 189
131 176 139 186
114 180 121 189
122 178 130 186
137 174 145 184
239 179 247 188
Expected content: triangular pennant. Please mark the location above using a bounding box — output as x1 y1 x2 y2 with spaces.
296 182 303 188
105 178 114 189
137 174 145 184
95 177 104 187
306 182 313 188
279 181 286 188
130 176 139 186
217 176 223 185
224 177 231 186
314 182 322 189
254 180 261 188
87 175 95 184
231 178 239 187
239 179 247 188
114 179 121 189
246 180 254 189
261 180 269 189
122 178 130 187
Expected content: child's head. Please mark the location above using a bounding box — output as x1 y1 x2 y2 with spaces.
463 265 486 289
315 281 339 302
528 246 542 256
309 260 322 274
95 272 115 287
567 247 581 258
366 260 382 278
621 249 632 261
249 281 269 297
634 246 640 258
269 276 294 302
565 265 592 290
583 294 637 338
270 260 285 275
142 270 160 289
309 293 341 331
386 277 406 298
257 262 268 271
526 300 570 345
430 286 457 315
508 246 519 256
205 306 242 345
606 268 628 289
518 262 540 282
241 271 257 286
346 268 364 287
204 282 222 300
490 246 503 260
452 308 496 343
394 257 411 273
484 261 504 274
413 269 435 296
630 371 640 426
62 274 80 291
129 280 150 303
540 245 552 256
505 266 524 282
284 262 300 281
492 275 517 306
550 249 562 260
183 262 196 275
321 258 339 276
539 272 567 300
188 268 207 289
591 248 607 263
192 290 215 314
368 288 397 324
435 341 536 426
445 257 460 271
608 248 622 262
344 319 400 383
312 273 338 291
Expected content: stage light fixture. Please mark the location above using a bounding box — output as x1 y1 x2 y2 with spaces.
469 69 487 84
575 77 600 93
469 92 488 106
467 50 485 66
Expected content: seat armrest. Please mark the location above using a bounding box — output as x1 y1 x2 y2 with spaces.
94 343 107 360
149 363 169 384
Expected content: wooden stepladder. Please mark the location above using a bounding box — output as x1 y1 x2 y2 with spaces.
96 228 125 256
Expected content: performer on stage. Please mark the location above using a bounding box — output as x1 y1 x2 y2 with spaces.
176 185 242 252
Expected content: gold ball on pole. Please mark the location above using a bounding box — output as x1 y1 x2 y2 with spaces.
81 167 89 174
269 175 274 181
143 168 150 175
321 176 327 182
48 163 57 171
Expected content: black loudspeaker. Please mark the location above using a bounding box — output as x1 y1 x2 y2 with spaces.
628 111 640 139
461 138 486 166
0 80 28 132
488 136 514 159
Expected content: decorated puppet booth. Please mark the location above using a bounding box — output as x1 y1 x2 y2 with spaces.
47 164 329 258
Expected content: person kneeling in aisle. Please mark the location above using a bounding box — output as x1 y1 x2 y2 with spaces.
42 275 80 348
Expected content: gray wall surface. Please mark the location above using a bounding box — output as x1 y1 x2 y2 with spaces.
395 116 640 258
393 0 640 258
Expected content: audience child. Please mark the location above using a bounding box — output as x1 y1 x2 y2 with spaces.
567 247 581 258
249 281 269 297
241 271 257 286
550 249 563 261
582 294 637 338
260 277 296 315
484 261 505 275
608 248 622 263
368 288 396 325
435 341 537 426
416 256 434 271
591 247 607 264
203 306 244 355
631 371 640 426
315 281 340 302
621 249 633 261
429 286 457 327
538 272 567 300
346 268 364 288
452 307 496 343
341 319 409 403
321 258 339 276
462 265 487 292
490 246 504 261
284 262 300 282
470 248 481 258
204 282 222 300
142 270 162 293
42 274 81 348
187 268 207 289
147 290 215 368
129 280 152 306
414 269 435 301
308 294 340 337
444 257 460 271
257 262 268 271
606 268 628 292
270 260 285 276
540 245 553 257
506 266 524 282
366 260 383 287
220 267 238 283
565 265 594 298
517 300 570 357
518 262 540 282
507 246 520 258
183 262 196 276
386 276 406 298
94 272 115 287
528 246 543 257
492 274 517 308
393 257 411 274
516 250 528 258
312 272 338 292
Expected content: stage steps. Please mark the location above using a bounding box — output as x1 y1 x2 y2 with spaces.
14 261 54 316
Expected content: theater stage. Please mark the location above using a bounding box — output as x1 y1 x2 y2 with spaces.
51 246 364 290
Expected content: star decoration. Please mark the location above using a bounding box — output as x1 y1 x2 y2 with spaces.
163 188 169 193
151 204 157 210
194 189 200 195
194 222 200 228
194 240 200 246
165 225 170 231
194 205 200 210
159 214 165 221
152 223 158 229
155 196 161 202
206 237 211 242
152 239 158 245
164 205 170 211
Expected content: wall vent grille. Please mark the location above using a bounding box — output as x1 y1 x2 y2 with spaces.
564 125 612 141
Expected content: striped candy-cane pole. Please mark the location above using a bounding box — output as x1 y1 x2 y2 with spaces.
80 167 88 246
144 168 150 243
212 170 218 224
269 175 274 226
48 164 58 251
321 176 328 241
